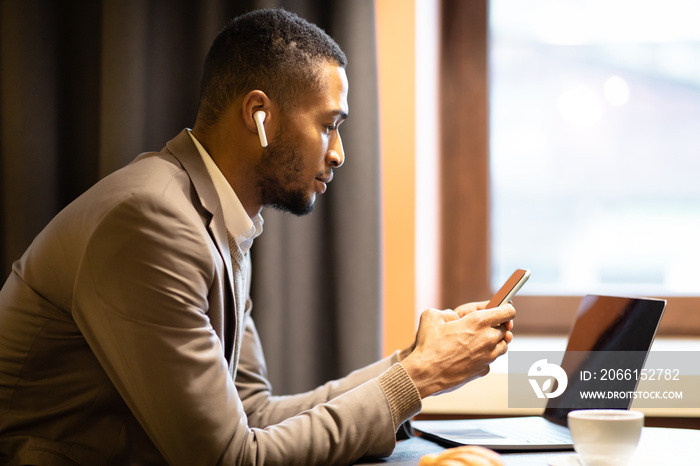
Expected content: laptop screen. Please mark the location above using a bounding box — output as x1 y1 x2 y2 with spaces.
543 295 666 425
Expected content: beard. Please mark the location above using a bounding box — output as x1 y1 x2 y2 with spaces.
255 128 317 216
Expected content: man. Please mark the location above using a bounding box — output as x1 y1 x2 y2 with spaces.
0 8 515 465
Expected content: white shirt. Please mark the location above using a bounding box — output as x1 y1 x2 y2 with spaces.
187 130 263 254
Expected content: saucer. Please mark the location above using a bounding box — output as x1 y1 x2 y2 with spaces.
547 455 580 466
547 453 657 466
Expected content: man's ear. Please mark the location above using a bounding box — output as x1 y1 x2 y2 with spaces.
242 90 272 147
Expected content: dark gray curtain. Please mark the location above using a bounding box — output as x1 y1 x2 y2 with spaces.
0 0 381 395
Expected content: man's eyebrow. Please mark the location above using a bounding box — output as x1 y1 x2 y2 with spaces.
330 110 349 120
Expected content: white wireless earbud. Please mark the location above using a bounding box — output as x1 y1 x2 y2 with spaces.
253 111 268 148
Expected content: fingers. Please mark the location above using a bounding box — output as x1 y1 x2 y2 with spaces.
494 323 510 345
454 301 489 317
415 308 460 344
478 303 516 327
503 329 514 344
485 322 512 356
454 302 516 327
475 324 511 356
496 337 509 356
420 308 459 323
475 300 490 311
486 327 510 358
445 305 516 348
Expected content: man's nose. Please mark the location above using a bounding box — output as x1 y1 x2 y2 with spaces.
327 133 345 168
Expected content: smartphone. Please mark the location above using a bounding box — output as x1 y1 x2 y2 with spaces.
486 269 530 308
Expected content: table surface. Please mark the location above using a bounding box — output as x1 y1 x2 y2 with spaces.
356 426 700 465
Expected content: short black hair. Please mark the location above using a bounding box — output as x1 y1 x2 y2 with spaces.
197 8 347 127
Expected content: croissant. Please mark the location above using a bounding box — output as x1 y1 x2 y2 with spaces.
418 445 504 466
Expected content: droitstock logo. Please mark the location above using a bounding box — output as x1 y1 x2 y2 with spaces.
528 359 568 399
510 351 699 409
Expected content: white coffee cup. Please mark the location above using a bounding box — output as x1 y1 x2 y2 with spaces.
567 409 644 466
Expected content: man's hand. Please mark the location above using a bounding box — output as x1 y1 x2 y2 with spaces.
399 302 516 398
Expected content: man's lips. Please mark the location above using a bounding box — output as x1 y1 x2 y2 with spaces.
316 172 333 184
315 172 333 193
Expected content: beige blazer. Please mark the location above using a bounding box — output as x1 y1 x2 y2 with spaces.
0 130 413 465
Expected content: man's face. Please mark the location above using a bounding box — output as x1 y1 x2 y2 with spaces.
255 64 348 216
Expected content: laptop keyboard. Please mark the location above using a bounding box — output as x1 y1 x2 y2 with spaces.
490 424 572 444
428 421 572 444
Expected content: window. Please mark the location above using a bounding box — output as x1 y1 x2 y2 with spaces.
439 0 700 334
490 0 700 297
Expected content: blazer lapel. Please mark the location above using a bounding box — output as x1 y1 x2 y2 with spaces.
164 129 237 364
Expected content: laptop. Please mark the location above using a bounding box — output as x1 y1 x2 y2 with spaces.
412 294 667 451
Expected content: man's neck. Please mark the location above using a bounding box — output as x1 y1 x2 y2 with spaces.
190 124 263 218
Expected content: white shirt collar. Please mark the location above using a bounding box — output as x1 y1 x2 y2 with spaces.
187 130 263 254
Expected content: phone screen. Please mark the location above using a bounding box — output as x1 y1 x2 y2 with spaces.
486 269 530 308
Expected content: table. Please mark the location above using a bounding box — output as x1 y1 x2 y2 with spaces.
356 426 700 465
